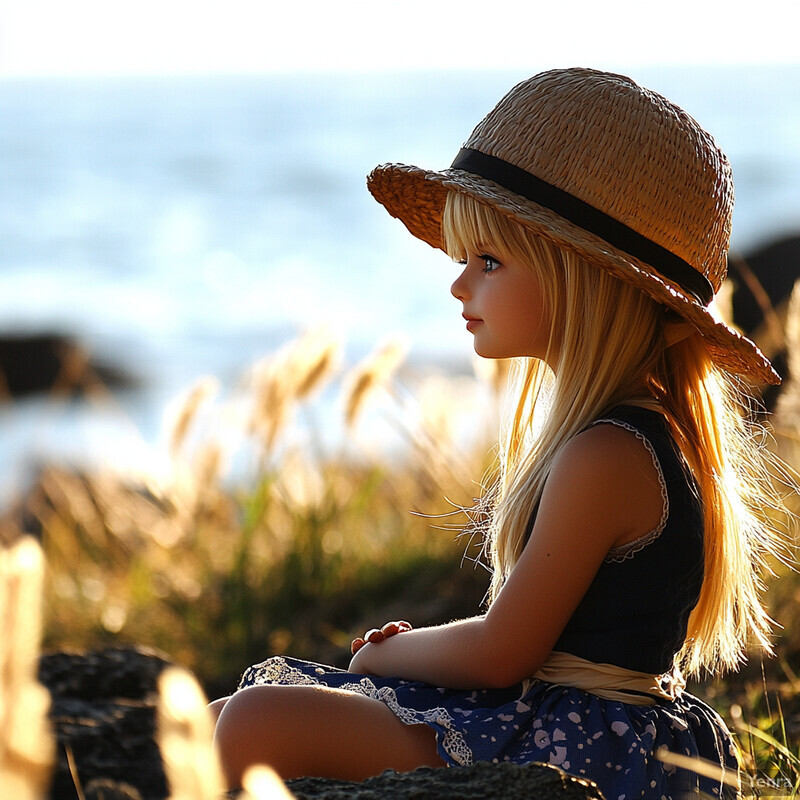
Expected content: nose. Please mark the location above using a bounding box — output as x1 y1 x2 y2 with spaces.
451 265 470 301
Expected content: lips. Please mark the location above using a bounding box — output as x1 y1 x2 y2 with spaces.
463 314 483 332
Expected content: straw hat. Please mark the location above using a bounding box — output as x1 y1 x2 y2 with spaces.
367 68 779 385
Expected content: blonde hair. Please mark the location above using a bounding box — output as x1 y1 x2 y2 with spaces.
443 191 793 677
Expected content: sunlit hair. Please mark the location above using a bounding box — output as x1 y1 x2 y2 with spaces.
443 190 793 677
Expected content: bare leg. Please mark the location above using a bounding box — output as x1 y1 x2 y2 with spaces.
213 684 446 788
207 696 230 724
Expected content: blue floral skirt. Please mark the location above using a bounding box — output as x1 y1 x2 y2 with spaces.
238 656 740 799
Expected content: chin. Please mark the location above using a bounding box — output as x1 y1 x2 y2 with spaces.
474 347 507 360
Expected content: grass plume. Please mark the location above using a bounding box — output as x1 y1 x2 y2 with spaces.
249 327 341 454
343 339 407 429
157 667 224 800
0 537 53 800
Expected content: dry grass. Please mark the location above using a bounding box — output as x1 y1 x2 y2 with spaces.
11 336 499 688
1 288 799 794
157 667 225 800
0 536 294 799
157 667 291 799
0 537 54 800
0 331 501 797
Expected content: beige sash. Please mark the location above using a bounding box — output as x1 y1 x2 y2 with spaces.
532 651 685 707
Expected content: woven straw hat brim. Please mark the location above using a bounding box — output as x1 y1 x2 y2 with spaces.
367 161 780 385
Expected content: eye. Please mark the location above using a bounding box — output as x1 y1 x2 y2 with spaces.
480 254 502 273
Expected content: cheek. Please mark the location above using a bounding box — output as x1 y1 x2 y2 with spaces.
514 290 547 328
517 293 551 349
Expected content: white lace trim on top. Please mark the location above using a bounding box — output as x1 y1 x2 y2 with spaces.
590 418 669 563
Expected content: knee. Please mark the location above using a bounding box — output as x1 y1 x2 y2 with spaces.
214 687 265 753
213 686 286 787
215 686 286 736
207 696 230 724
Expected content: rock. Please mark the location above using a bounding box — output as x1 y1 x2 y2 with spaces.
286 762 605 800
84 779 146 800
0 332 136 400
39 647 170 800
731 235 800 339
730 234 800 406
39 647 604 800
40 646 169 702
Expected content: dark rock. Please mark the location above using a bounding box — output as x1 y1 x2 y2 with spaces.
40 647 170 800
286 761 605 800
84 779 145 800
730 234 800 406
731 235 800 337
0 332 136 400
40 646 169 702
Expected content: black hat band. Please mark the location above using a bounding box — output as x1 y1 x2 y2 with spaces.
451 147 715 307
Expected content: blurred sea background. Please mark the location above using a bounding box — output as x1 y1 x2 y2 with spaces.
1 64 800 504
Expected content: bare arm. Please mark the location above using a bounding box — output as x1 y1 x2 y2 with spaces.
348 423 664 689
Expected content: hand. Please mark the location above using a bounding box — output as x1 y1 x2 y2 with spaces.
350 620 412 655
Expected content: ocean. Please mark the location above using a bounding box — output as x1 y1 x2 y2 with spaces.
1 66 799 502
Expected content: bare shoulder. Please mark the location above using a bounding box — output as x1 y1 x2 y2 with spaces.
483 419 667 679
556 420 660 476
541 421 664 546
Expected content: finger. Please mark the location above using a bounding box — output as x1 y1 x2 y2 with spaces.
365 628 384 643
350 637 365 655
379 620 412 639
384 620 412 635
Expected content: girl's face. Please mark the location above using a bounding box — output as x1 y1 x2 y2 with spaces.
450 249 553 364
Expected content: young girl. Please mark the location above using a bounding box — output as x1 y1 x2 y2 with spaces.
212 68 790 799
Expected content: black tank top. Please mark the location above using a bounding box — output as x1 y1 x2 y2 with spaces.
551 405 704 674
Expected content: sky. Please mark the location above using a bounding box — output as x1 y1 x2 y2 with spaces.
1 0 798 78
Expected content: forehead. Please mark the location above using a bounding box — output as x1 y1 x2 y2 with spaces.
442 193 521 262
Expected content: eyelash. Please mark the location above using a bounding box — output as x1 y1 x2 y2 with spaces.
457 253 502 273
480 254 502 273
